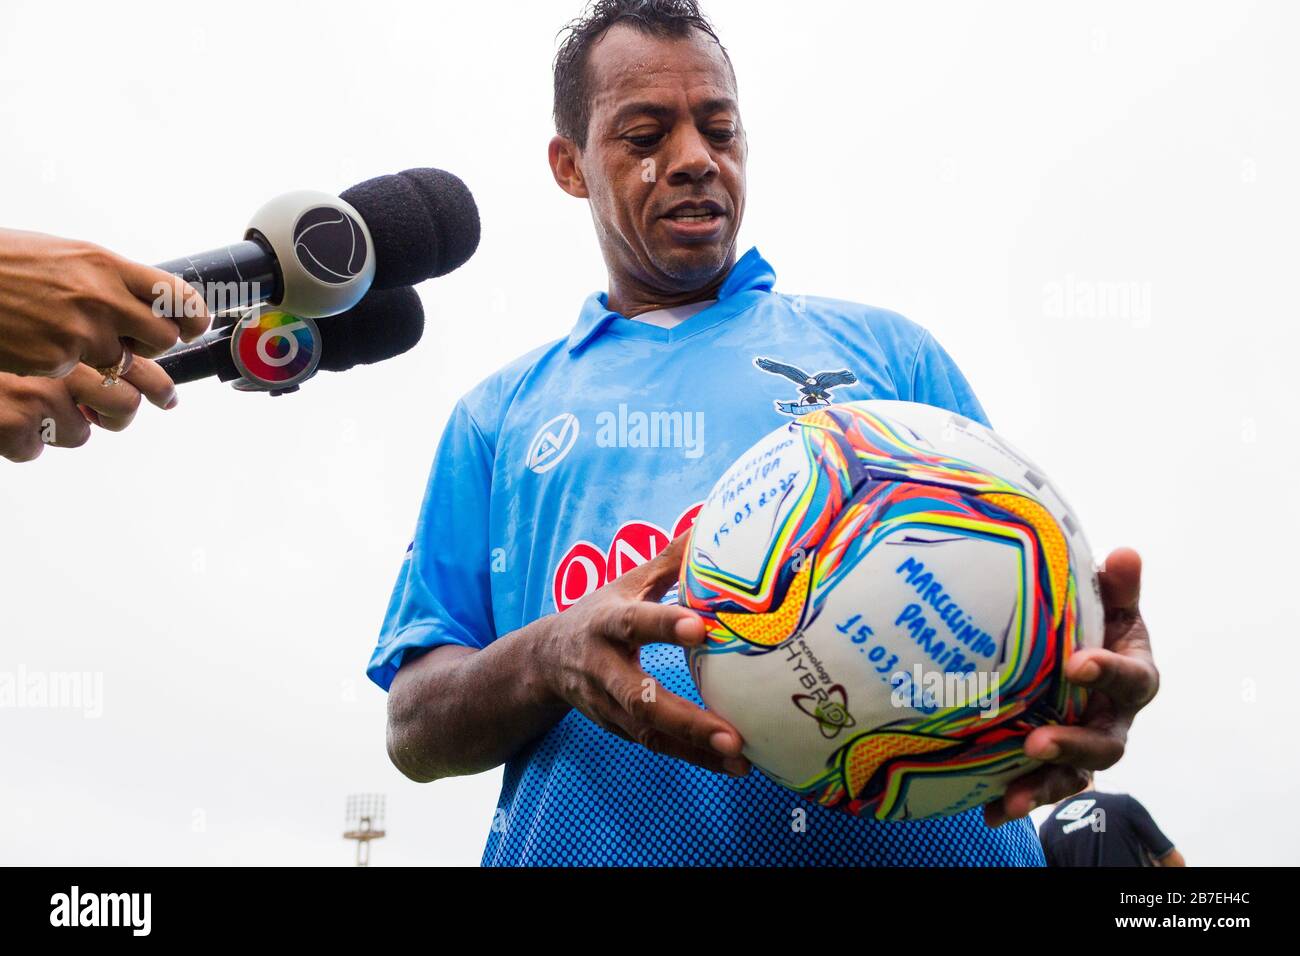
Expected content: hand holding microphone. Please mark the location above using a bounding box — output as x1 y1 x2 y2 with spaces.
1 166 479 461
0 281 423 462
0 229 210 378
0 166 478 381
0 357 178 462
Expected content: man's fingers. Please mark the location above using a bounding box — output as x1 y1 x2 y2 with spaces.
591 685 748 776
983 764 1090 828
597 535 704 647
1098 547 1142 616
1066 647 1159 711
590 699 745 776
1024 722 1126 771
644 734 750 776
607 672 745 757
985 572 1154 830
598 599 706 650
613 532 691 602
116 259 211 343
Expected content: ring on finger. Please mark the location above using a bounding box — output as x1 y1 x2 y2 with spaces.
96 346 133 387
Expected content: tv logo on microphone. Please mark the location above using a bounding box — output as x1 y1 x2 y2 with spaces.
230 306 322 389
292 206 369 284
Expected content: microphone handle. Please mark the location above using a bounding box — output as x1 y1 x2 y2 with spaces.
157 329 240 385
155 238 282 313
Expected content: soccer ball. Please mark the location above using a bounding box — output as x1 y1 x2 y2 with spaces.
680 400 1104 821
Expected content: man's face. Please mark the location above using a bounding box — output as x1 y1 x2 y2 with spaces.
565 24 747 295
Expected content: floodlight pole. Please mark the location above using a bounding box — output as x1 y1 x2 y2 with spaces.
343 793 387 867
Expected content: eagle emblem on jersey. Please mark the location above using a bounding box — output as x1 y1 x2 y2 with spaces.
754 356 858 415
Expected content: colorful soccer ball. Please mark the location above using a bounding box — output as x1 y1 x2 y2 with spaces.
680 400 1104 821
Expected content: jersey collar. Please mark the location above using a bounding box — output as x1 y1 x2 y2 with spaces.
566 246 775 354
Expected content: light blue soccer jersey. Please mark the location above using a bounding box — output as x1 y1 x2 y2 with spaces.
368 248 1046 866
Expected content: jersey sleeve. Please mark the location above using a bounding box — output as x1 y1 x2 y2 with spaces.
908 331 991 428
1125 795 1175 860
366 399 496 692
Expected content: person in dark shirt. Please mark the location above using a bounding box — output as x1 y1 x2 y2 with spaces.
1039 789 1185 867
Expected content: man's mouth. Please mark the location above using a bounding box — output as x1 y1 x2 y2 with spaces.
662 201 726 222
660 201 727 240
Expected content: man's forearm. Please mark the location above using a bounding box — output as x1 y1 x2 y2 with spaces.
386 620 569 782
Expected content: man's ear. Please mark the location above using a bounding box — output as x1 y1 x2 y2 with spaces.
548 135 589 199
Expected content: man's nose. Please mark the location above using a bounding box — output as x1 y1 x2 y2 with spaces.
664 127 719 184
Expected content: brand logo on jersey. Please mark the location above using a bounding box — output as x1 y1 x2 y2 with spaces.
552 503 702 611
754 356 857 415
1061 809 1105 834
1055 798 1097 822
1057 799 1105 834
527 413 580 474
793 684 856 738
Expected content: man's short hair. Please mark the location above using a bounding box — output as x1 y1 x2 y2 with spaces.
553 0 733 148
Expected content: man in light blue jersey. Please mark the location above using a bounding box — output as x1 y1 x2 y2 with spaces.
369 0 1159 866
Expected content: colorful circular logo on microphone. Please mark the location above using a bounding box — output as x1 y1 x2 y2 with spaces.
230 307 322 389
292 206 368 284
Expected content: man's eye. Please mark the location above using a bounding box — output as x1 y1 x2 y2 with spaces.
708 128 736 144
626 133 663 149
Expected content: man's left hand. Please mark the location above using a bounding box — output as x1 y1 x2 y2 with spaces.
984 547 1158 827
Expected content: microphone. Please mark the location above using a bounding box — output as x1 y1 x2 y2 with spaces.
154 168 480 319
158 286 425 395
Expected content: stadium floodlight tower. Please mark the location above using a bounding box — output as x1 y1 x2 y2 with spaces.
343 793 387 867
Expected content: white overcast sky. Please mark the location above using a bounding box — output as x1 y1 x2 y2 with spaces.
1 0 1297 865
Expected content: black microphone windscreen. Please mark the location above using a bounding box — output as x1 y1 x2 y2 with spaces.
340 168 481 288
316 285 425 373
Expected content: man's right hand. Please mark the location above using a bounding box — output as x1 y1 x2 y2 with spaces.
535 533 751 777
0 228 210 377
